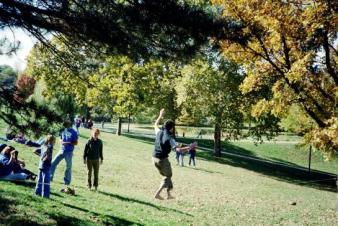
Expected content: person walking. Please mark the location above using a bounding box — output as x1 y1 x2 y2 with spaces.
152 109 196 200
83 128 103 191
50 120 78 191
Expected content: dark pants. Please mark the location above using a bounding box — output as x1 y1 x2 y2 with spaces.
189 156 195 166
87 160 100 188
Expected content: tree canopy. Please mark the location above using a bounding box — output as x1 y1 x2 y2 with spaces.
0 0 336 157
213 0 337 159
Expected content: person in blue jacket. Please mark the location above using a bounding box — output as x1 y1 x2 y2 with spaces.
50 120 78 191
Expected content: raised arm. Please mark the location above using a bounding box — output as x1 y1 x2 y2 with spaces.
154 108 165 129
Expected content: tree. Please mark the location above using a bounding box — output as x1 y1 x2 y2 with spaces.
0 64 17 88
1 0 247 135
213 0 337 159
180 55 245 156
14 74 36 103
0 0 246 59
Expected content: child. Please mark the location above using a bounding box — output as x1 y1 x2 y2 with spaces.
83 128 103 191
35 135 56 198
175 143 187 167
188 141 198 166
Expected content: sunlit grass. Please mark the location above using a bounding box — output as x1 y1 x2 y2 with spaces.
0 126 337 225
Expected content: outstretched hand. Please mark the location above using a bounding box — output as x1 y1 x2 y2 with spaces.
159 108 165 118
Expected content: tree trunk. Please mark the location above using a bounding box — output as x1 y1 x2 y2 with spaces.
116 117 122 136
127 114 130 133
214 120 222 157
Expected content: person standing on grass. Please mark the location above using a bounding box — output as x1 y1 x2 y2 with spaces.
35 135 56 198
83 128 103 191
152 108 197 200
188 141 197 167
74 115 82 135
50 120 78 191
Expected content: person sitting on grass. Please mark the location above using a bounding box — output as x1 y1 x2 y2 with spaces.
35 135 56 198
152 108 197 200
0 145 34 181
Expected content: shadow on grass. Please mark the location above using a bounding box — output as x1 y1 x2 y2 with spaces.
0 185 142 226
3 180 64 197
197 150 336 192
61 203 143 226
123 133 337 192
97 190 193 217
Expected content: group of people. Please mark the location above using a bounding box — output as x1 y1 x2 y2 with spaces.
49 120 104 195
74 115 94 134
175 144 197 167
2 108 198 201
0 119 104 198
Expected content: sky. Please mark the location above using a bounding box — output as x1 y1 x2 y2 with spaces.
0 28 37 72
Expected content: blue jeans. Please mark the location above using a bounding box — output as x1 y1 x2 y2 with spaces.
50 150 73 185
35 169 51 198
0 172 27 181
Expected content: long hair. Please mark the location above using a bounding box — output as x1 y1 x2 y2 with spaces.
45 134 56 145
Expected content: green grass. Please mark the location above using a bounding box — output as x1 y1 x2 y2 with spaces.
102 123 337 174
0 127 337 225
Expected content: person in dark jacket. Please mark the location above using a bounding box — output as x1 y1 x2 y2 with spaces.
83 128 103 191
152 109 197 200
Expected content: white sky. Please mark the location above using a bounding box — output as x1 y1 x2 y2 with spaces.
0 28 37 72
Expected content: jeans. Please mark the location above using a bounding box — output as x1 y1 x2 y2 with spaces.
189 156 195 166
0 172 27 181
50 150 73 185
35 169 51 198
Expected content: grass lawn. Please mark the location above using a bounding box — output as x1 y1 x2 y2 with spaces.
102 123 338 174
0 126 337 225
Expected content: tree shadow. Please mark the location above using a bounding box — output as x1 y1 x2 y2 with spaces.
197 150 336 192
3 180 64 197
184 166 224 175
0 186 142 226
123 133 337 192
97 190 193 217
59 203 143 226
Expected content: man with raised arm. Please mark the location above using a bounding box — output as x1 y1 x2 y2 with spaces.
152 108 197 200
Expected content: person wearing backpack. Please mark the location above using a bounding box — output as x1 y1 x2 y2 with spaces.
152 109 197 200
